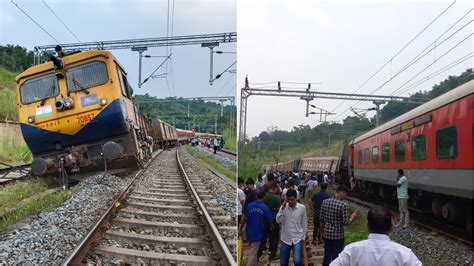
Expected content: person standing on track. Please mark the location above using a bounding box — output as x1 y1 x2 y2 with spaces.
330 206 421 266
213 138 220 154
239 190 273 266
396 169 409 228
276 188 308 266
320 185 358 266
309 182 330 245
243 177 258 214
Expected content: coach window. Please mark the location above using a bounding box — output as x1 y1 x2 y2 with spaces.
372 146 379 163
412 134 427 161
395 140 405 162
436 126 457 159
364 148 370 164
358 150 362 165
382 144 390 162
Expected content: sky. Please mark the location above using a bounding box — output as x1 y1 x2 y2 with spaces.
237 0 473 137
1 0 236 103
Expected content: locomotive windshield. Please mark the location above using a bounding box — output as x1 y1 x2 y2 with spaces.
66 61 108 92
20 74 59 104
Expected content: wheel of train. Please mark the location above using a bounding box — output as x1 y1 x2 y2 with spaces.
432 198 443 218
442 201 457 224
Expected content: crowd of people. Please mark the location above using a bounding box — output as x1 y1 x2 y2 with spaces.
237 169 421 266
190 137 225 154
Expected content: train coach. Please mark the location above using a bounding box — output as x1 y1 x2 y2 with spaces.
350 80 473 230
177 129 195 144
15 48 172 176
300 157 340 173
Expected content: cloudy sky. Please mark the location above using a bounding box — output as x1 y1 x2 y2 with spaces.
238 0 472 137
1 0 236 100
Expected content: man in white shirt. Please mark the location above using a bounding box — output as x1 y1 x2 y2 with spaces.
330 206 421 266
237 177 246 226
281 179 300 201
276 189 308 266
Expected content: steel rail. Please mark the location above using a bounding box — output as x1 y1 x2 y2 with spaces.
220 148 236 157
62 150 162 265
176 148 235 265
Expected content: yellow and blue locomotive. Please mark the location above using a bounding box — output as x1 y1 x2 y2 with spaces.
15 47 169 176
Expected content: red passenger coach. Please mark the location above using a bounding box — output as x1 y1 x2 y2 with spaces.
351 80 473 229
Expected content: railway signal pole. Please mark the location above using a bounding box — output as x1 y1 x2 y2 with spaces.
239 76 426 147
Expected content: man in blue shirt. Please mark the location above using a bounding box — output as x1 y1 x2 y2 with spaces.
309 182 330 245
239 190 273 266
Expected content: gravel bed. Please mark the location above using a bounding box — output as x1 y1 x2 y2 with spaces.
194 145 236 168
346 201 473 265
0 173 132 265
179 146 237 247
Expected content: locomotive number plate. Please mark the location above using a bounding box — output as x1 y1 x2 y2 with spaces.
77 113 95 126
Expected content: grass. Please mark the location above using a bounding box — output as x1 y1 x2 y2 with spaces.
0 178 57 208
222 126 237 152
0 178 80 231
0 137 32 164
344 206 369 244
186 146 236 181
0 67 18 121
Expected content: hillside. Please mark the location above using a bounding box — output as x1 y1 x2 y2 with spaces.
0 67 18 121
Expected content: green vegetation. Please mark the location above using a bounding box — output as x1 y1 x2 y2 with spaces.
0 178 80 231
345 206 369 245
222 126 237 152
186 146 236 181
134 94 236 136
0 137 32 163
0 67 18 121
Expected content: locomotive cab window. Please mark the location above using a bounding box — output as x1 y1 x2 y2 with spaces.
382 143 390 162
436 126 457 159
358 150 362 165
412 134 427 161
20 74 59 104
66 61 108 92
364 148 370 164
395 140 405 162
372 146 379 163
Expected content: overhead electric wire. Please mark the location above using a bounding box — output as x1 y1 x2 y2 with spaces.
224 84 237 96
10 0 61 44
42 0 81 42
330 0 458 114
215 74 234 96
141 54 172 86
392 52 473 96
331 19 472 122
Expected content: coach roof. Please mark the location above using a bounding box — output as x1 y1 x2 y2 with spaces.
353 80 474 144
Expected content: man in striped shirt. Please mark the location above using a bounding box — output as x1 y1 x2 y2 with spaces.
320 185 358 266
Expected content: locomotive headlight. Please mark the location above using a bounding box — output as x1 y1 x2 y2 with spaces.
100 98 107 106
63 98 74 109
27 116 35 123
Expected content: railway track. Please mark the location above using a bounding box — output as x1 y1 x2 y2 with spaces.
63 148 235 265
346 195 473 247
217 148 236 161
0 163 31 185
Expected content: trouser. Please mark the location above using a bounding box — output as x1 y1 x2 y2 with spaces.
299 186 306 198
398 198 409 226
247 241 260 266
258 221 280 259
280 240 303 266
322 238 344 266
213 146 217 154
312 214 320 241
238 215 242 227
